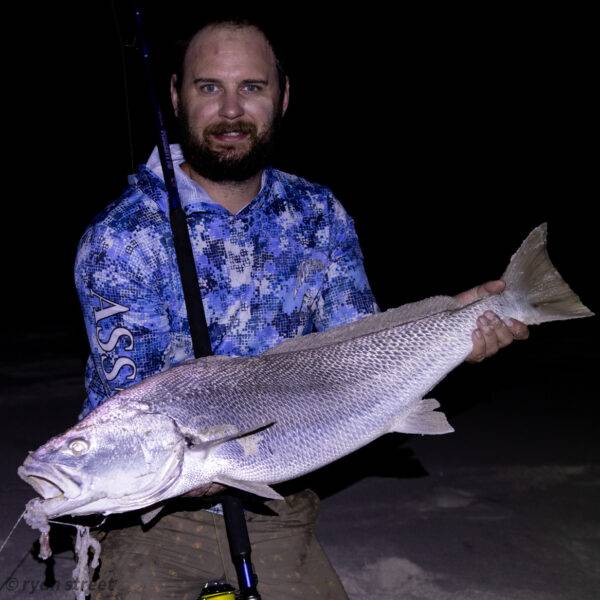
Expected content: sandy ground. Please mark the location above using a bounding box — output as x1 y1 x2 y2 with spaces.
1 332 598 599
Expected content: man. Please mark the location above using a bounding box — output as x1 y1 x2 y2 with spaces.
75 18 528 599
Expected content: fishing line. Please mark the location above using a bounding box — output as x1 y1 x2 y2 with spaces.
0 511 24 557
0 512 105 558
48 517 107 530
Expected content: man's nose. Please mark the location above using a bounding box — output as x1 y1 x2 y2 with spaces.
219 91 244 120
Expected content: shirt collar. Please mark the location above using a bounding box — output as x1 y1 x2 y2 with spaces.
144 144 272 217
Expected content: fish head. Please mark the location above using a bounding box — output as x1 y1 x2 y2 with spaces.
18 399 187 518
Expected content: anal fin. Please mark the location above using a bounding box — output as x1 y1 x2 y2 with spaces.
390 398 454 435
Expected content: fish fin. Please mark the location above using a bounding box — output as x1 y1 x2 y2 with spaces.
501 223 594 324
212 476 284 501
183 421 275 452
265 297 461 355
140 505 164 525
391 398 454 435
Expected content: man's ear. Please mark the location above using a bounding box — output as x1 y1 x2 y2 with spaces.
282 76 290 116
170 74 180 116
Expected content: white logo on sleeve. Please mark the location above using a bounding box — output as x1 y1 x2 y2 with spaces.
91 291 137 382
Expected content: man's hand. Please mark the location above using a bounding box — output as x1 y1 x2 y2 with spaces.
455 280 529 364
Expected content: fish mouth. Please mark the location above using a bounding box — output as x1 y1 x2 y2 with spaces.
18 462 83 501
20 473 64 499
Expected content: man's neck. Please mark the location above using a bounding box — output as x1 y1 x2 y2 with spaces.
182 163 262 215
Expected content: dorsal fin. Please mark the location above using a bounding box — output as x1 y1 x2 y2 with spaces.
265 296 461 356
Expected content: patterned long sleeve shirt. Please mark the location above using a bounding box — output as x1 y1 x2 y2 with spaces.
75 145 378 417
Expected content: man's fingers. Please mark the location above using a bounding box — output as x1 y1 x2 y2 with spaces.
507 319 530 340
467 312 530 364
477 314 500 357
481 280 506 296
467 330 486 363
455 280 506 307
467 312 507 362
484 312 514 348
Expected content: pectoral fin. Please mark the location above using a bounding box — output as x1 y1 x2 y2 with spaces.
212 475 284 501
183 421 276 453
390 398 454 435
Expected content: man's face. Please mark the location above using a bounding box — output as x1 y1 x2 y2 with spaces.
171 25 289 182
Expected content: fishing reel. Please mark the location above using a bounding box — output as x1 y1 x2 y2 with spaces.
198 580 261 600
198 581 236 600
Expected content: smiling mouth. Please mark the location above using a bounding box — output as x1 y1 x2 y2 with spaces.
212 132 250 142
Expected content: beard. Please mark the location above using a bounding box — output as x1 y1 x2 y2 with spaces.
177 104 282 183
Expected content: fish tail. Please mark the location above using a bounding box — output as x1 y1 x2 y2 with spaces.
501 223 594 325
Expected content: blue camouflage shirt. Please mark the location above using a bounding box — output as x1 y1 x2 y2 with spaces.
75 145 378 417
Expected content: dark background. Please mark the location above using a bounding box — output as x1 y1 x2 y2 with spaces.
0 7 598 596
2 2 596 387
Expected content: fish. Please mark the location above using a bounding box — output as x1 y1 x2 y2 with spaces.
18 224 593 522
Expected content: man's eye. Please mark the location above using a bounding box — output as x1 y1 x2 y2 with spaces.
242 84 261 93
200 84 219 93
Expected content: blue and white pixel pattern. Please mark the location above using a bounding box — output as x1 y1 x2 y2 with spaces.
75 145 377 416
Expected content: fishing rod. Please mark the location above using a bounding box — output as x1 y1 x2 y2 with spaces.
131 5 261 599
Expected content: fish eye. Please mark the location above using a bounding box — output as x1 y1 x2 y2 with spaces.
68 439 89 455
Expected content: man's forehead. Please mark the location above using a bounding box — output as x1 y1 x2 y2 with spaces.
184 25 276 77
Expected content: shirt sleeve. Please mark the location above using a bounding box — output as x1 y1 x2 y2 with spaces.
312 194 379 331
75 222 175 417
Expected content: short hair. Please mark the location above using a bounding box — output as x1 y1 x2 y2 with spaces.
172 18 288 96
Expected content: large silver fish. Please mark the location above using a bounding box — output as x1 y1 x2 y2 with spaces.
18 224 593 521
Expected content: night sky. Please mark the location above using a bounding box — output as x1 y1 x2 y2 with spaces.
4 3 596 371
